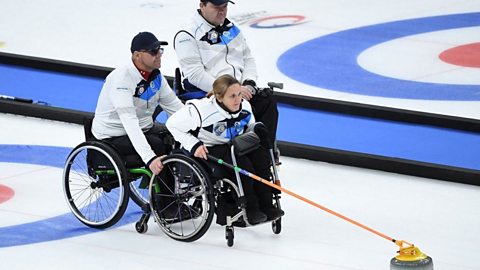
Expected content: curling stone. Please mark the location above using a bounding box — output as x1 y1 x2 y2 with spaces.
390 244 433 270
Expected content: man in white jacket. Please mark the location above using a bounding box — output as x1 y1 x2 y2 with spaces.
92 32 184 175
174 0 280 163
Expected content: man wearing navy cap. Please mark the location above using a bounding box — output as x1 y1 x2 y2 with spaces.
92 32 183 176
174 0 281 165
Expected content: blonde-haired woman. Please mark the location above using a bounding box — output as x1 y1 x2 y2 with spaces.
166 74 284 224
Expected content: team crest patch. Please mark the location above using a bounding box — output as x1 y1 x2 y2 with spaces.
213 122 227 136
208 30 219 43
234 121 242 133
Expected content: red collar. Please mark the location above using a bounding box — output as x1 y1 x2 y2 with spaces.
138 69 151 80
133 61 151 80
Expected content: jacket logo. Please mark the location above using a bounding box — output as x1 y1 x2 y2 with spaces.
208 30 219 43
213 122 227 136
234 121 242 133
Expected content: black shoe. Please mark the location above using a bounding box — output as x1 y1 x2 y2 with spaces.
159 203 191 221
260 206 284 220
246 209 267 224
159 204 180 220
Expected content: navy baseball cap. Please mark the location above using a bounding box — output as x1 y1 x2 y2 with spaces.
201 0 235 5
130 32 168 53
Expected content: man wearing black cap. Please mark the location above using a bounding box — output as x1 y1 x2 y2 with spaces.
92 32 183 176
174 0 280 164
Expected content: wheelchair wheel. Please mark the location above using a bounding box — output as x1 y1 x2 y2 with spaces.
226 226 234 247
149 154 215 242
63 141 130 228
272 218 281 234
128 174 150 206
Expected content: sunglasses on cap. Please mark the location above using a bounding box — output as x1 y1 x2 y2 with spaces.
141 47 164 56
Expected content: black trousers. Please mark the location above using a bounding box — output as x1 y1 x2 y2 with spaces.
250 94 278 149
104 123 171 160
207 144 273 210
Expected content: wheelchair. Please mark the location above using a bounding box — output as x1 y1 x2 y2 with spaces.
63 117 282 247
148 126 283 246
62 117 165 232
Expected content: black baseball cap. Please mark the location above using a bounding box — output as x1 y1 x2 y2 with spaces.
130 32 168 53
201 0 235 5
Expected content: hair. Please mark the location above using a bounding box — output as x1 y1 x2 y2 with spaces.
207 74 240 99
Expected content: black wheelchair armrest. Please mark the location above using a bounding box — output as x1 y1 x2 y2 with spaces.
174 67 185 95
267 82 284 90
83 116 95 141
233 131 261 156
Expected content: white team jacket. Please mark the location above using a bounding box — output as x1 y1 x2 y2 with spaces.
92 60 184 164
174 11 258 92
166 96 255 154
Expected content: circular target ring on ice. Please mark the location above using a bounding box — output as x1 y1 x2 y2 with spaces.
440 42 480 68
0 184 14 204
277 12 480 100
249 15 307 29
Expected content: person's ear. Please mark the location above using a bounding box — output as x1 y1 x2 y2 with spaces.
132 52 142 64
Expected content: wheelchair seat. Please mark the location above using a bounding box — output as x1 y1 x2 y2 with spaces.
174 67 207 101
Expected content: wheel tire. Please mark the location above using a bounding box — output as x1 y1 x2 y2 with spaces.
150 154 215 242
63 141 130 229
226 227 234 247
272 218 282 234
136 221 148 234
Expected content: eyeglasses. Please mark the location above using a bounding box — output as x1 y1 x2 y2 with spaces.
142 47 164 56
